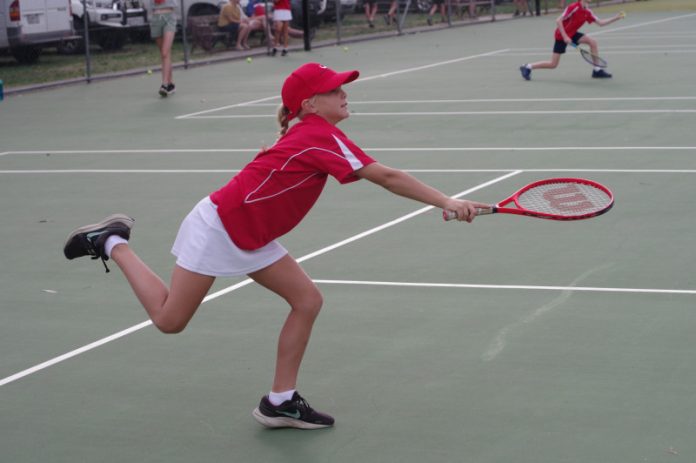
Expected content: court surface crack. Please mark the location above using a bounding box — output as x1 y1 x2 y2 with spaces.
482 263 614 362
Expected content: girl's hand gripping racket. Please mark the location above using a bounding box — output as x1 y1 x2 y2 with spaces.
572 43 608 68
443 178 614 221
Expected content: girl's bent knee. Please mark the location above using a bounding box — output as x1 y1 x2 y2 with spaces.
294 292 323 318
152 316 189 334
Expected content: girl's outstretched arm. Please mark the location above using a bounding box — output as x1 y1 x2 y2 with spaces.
355 162 488 222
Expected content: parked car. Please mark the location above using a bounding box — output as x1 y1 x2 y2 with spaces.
66 0 147 51
1 0 77 62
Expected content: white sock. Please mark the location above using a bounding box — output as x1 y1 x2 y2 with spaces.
594 66 602 72
268 389 295 406
526 64 532 70
104 235 128 259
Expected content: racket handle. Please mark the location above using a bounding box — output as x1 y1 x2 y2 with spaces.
442 207 493 221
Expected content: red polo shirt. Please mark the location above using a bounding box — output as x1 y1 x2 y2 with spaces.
210 114 376 250
554 1 597 41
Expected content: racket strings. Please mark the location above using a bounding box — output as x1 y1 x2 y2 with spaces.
579 48 608 68
516 183 612 216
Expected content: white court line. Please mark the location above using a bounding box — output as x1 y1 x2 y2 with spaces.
513 45 696 50
313 279 696 296
175 49 509 120
2 146 696 158
600 36 696 40
591 12 696 36
6 169 696 174
334 109 696 116
0 171 520 387
605 34 696 38
235 96 696 106
0 149 256 157
606 31 696 36
4 169 696 174
174 95 281 120
183 109 696 119
511 50 696 57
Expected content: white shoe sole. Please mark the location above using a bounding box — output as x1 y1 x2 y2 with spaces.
252 407 332 430
64 213 134 248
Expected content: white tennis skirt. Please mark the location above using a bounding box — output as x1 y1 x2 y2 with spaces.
171 197 287 277
273 8 292 21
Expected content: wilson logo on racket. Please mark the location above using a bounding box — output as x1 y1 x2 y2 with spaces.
443 178 614 222
541 184 596 213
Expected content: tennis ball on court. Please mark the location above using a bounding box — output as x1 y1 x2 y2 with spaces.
342 46 349 52
246 57 253 63
146 69 153 75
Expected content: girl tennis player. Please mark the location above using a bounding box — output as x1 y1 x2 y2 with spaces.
519 0 623 80
63 62 486 430
271 0 292 56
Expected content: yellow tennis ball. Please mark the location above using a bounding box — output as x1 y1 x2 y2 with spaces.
619 11 625 18
342 46 349 52
246 57 253 63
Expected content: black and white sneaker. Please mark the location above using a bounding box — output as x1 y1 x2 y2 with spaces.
63 214 134 273
252 392 335 429
159 83 176 97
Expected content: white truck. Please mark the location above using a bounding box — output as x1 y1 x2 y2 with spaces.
0 0 76 62
67 0 147 51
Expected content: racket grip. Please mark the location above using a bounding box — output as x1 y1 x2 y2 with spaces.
442 207 493 221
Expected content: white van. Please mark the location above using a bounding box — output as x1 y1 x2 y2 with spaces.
69 0 147 52
0 0 76 63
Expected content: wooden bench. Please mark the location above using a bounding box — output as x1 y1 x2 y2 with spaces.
187 14 230 53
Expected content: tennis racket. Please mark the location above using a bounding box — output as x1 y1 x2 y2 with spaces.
443 178 614 221
572 43 608 68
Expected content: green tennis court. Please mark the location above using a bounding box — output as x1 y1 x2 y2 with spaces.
2 5 696 462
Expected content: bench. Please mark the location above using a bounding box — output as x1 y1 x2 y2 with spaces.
187 14 268 54
187 14 230 53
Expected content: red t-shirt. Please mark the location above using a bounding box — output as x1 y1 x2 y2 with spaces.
273 0 290 10
554 1 597 41
210 114 376 250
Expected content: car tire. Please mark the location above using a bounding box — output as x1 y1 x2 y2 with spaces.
11 46 41 64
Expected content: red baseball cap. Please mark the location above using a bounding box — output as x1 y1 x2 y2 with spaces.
281 63 359 121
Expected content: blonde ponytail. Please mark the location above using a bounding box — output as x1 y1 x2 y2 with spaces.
277 105 291 138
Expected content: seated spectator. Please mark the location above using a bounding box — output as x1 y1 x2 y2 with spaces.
218 0 251 50
249 1 271 39
363 0 377 27
514 0 530 16
427 0 446 25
